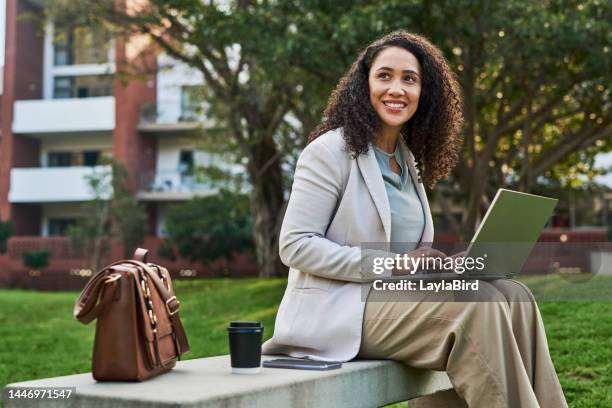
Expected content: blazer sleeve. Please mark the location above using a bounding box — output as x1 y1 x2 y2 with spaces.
279 140 395 283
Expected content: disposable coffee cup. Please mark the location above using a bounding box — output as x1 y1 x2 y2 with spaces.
228 321 264 374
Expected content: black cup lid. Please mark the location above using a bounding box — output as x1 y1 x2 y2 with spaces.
229 321 262 328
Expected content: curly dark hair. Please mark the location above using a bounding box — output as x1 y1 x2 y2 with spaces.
308 30 464 188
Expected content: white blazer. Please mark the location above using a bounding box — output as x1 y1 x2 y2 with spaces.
262 127 435 361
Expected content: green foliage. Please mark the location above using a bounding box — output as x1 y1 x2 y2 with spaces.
67 164 113 271
0 278 286 390
0 220 13 254
67 159 147 270
192 164 247 193
157 240 177 262
22 250 50 270
110 162 148 257
2 276 612 407
162 190 253 265
42 0 612 246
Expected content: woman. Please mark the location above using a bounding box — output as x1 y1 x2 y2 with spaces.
262 31 567 408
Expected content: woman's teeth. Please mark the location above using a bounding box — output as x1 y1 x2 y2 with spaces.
383 102 405 108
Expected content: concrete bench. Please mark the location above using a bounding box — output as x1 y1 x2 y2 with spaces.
3 355 452 408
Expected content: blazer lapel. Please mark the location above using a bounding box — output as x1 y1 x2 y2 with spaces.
398 138 435 245
356 138 435 246
356 148 392 242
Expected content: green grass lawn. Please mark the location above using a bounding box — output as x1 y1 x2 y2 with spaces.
1 275 611 407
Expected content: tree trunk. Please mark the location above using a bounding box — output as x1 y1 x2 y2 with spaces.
91 201 111 272
249 137 288 278
518 99 533 192
434 188 462 236
463 167 487 239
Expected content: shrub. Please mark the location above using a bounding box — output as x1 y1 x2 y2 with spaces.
0 221 13 254
22 249 50 270
163 190 253 265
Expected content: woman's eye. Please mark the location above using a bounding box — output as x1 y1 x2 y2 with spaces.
378 73 416 83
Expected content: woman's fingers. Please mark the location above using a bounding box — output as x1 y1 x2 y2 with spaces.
420 247 447 259
401 247 447 274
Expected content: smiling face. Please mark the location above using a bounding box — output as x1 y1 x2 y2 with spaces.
368 46 422 134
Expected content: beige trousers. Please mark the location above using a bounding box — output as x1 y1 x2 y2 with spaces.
357 279 567 408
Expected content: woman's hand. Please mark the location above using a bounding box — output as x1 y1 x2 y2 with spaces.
392 246 447 276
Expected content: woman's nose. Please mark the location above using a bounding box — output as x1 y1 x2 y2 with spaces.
387 82 406 96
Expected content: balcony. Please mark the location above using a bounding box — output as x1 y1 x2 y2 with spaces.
137 170 216 201
9 166 112 203
137 102 210 135
12 96 115 134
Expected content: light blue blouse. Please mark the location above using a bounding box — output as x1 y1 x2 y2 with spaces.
373 143 425 250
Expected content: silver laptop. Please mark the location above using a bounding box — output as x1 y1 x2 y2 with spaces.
403 188 558 280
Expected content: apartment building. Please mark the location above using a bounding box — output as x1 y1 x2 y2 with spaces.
0 0 224 237
0 0 254 288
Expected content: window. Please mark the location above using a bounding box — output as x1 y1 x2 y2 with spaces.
53 25 111 66
180 86 202 121
53 75 113 99
47 151 103 167
179 150 195 174
53 77 72 99
48 218 77 236
83 151 101 166
48 152 72 167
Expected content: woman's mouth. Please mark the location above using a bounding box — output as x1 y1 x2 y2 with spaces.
382 101 407 113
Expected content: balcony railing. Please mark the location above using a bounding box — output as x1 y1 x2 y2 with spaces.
138 102 213 133
7 237 80 260
9 165 112 203
13 96 115 134
140 102 205 124
138 170 215 195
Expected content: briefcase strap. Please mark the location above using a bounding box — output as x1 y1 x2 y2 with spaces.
116 259 190 356
74 270 121 324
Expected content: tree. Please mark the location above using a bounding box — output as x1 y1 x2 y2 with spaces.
46 0 611 264
41 0 408 276
420 0 611 237
279 0 612 238
160 190 253 268
68 159 147 271
111 163 149 257
43 0 323 277
67 165 113 272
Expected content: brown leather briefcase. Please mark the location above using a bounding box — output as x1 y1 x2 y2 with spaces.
74 248 190 381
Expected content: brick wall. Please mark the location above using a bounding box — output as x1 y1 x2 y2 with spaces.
2 236 259 291
113 36 158 191
0 0 44 222
0 254 9 287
